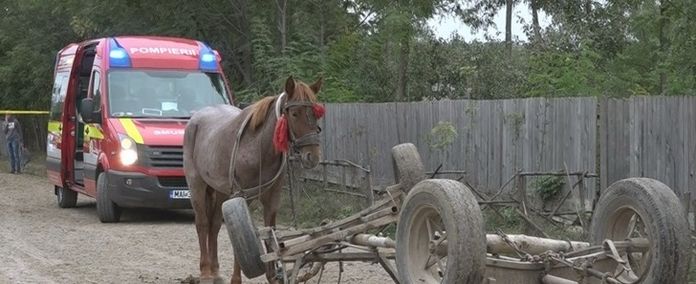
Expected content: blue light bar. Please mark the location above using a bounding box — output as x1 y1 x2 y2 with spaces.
198 42 218 71
109 38 131 68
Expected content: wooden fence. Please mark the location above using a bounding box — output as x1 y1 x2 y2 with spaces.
600 96 696 209
320 96 696 212
321 98 598 203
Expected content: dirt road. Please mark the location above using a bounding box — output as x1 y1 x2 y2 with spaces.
0 172 392 284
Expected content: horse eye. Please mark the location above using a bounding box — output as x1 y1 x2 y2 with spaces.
291 112 298 117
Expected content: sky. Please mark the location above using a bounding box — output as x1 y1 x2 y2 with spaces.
427 4 552 42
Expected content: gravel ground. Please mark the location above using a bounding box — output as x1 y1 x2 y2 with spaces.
0 172 392 284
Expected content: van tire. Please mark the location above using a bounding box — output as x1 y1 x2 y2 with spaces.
97 172 122 223
56 186 78 208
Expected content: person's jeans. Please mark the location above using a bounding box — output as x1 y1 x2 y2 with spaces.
7 139 21 173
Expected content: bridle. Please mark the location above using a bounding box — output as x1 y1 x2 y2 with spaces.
228 92 324 199
275 92 323 153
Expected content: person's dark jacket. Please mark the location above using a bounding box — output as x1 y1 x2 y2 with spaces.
4 117 23 143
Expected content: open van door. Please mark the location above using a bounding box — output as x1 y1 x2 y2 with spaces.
61 41 99 189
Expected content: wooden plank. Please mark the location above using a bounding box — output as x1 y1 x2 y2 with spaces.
598 97 607 191
690 98 696 209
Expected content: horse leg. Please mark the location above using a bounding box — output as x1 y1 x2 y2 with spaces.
231 261 242 284
190 181 214 281
260 184 283 284
228 197 243 284
207 188 227 283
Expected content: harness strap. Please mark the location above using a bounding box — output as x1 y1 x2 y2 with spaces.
228 94 288 200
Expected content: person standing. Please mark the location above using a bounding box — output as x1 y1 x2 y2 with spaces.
4 113 23 174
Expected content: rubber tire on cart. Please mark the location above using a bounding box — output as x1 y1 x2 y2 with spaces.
396 179 486 284
56 185 77 208
590 178 690 284
222 197 266 279
97 172 122 223
391 143 425 194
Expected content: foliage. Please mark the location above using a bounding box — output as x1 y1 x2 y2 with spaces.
427 121 458 151
2 0 696 114
482 206 522 232
533 176 565 203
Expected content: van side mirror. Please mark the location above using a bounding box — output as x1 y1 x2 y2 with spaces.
80 98 101 124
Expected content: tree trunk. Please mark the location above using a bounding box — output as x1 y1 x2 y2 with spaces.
238 0 253 85
658 0 669 95
276 0 287 54
395 39 410 101
530 0 541 46
319 1 326 65
505 0 513 56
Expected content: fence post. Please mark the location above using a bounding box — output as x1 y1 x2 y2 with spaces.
341 165 347 192
365 165 374 206
322 163 328 189
516 174 527 215
287 165 297 227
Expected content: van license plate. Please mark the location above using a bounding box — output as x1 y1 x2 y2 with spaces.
170 190 190 199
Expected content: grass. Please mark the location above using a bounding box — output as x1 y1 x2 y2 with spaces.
691 236 696 283
249 180 370 229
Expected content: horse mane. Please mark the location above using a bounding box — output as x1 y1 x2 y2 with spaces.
249 81 318 130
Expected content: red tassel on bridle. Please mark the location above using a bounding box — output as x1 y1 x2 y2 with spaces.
273 114 289 153
313 103 325 119
273 104 325 153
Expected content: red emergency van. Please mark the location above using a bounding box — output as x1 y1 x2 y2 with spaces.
47 36 233 222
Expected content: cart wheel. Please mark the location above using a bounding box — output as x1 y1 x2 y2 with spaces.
396 179 485 284
590 178 690 284
391 143 425 194
222 197 266 279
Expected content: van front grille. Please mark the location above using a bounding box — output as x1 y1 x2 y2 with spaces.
139 145 184 168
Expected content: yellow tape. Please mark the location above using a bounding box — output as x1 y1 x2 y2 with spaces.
119 118 144 144
0 110 49 114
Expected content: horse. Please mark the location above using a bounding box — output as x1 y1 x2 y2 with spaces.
183 76 324 284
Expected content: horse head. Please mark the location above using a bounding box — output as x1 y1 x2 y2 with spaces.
275 76 324 169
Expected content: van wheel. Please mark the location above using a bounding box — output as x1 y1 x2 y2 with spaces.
56 186 78 208
97 172 122 223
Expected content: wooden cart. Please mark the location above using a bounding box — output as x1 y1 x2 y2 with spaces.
222 143 691 284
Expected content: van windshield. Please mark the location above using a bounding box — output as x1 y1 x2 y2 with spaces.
107 70 229 118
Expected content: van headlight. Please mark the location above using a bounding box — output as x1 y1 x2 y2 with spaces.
119 136 138 166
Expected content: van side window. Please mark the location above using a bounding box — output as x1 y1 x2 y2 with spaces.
50 73 69 121
90 71 101 111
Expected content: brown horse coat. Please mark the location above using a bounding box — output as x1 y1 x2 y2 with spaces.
183 76 323 283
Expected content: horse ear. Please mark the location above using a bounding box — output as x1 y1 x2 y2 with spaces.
284 76 295 97
310 76 323 94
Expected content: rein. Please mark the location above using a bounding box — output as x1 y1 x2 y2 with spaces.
228 93 322 200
